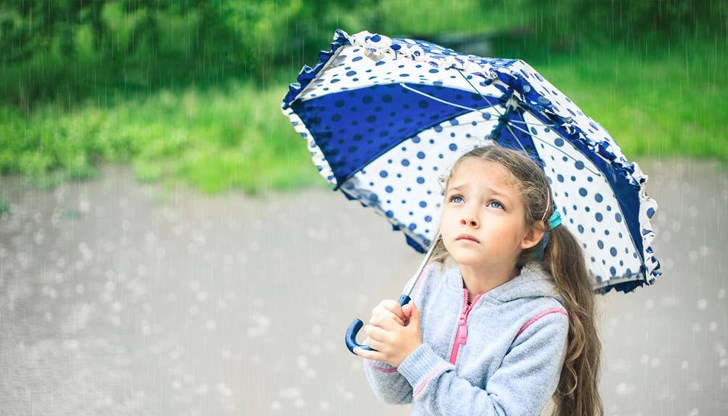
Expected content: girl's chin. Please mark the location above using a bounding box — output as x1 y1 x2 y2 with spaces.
450 254 488 267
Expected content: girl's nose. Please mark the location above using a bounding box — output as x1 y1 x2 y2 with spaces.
460 216 479 228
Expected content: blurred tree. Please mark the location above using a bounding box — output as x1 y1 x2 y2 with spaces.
514 0 726 47
0 0 382 108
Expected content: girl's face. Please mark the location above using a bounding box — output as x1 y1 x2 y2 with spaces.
439 158 540 271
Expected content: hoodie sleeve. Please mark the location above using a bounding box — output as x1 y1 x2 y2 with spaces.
397 311 569 416
360 264 439 405
362 359 413 404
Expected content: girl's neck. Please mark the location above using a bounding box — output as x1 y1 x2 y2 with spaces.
460 263 519 299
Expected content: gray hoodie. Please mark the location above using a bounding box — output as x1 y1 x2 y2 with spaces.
363 262 569 416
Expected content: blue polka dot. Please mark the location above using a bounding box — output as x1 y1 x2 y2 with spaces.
615 213 622 223
575 161 585 170
417 151 426 159
595 213 603 222
647 208 655 218
408 223 417 231
449 143 458 151
379 170 388 178
401 159 410 167
554 138 564 147
424 216 432 223
579 188 587 197
385 186 393 193
557 174 564 183
419 201 427 208
597 240 604 249
577 225 584 233
595 193 603 203
610 247 617 256
385 210 394 218
416 177 425 184
609 266 617 277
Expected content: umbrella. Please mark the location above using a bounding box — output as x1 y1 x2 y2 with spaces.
281 29 660 350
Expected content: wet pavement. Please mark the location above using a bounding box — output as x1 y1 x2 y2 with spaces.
0 159 726 415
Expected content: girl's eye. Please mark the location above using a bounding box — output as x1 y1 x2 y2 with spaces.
488 200 503 209
449 195 464 204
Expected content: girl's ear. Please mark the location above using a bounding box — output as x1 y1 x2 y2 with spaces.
521 223 545 250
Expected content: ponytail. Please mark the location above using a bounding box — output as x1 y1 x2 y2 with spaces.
544 226 603 416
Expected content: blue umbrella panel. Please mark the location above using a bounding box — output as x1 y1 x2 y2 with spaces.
282 30 660 294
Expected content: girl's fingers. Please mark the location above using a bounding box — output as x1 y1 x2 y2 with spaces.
370 308 405 327
364 324 391 343
353 347 385 362
380 299 407 321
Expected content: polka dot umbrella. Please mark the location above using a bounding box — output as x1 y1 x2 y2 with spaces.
281 29 660 297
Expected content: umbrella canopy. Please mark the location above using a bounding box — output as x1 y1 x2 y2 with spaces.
281 29 660 294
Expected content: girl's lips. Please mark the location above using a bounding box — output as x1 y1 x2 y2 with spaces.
456 234 480 243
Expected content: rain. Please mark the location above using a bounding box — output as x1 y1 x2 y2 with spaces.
1 1 726 415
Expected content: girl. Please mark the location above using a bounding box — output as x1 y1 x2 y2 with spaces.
354 145 602 415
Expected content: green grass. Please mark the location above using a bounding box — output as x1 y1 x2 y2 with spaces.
523 38 727 162
0 82 323 194
1 35 725 194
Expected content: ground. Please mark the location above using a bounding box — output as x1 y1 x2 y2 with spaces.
0 159 726 415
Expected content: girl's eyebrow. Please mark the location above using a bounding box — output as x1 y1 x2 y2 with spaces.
487 188 512 202
447 184 512 203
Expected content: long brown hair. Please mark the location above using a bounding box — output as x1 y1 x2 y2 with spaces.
431 145 603 416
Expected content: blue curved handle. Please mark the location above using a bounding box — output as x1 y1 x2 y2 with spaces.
346 294 412 354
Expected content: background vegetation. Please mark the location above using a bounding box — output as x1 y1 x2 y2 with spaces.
1 0 726 193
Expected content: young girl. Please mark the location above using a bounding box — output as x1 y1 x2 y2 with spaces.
354 145 602 415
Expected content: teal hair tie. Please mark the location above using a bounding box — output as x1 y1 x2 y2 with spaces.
548 211 562 230
536 211 562 261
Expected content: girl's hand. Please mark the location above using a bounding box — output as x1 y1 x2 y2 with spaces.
355 301 422 367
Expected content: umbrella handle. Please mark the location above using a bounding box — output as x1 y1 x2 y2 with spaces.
345 294 411 354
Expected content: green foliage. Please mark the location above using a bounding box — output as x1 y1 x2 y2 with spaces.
0 82 322 193
514 0 727 49
1 0 726 194
521 39 728 162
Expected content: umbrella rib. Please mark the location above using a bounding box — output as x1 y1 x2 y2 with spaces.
398 83 505 117
509 119 557 129
505 122 602 177
501 121 529 154
455 69 506 119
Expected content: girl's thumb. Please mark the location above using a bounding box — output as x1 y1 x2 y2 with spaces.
407 301 420 323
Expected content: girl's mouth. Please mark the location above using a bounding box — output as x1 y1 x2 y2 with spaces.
456 234 480 243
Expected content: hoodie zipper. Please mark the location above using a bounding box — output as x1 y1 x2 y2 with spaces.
449 289 482 365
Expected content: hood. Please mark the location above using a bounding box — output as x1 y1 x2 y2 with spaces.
445 262 563 304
